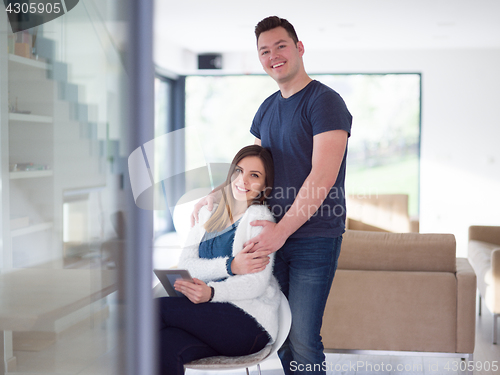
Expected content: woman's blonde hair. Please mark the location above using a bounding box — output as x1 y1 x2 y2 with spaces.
204 145 274 233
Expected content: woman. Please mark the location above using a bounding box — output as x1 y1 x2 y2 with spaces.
157 145 280 375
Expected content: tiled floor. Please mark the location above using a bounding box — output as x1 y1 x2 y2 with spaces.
7 294 500 374
182 354 474 375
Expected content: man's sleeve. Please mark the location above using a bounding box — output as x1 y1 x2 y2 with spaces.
250 111 261 139
310 91 352 137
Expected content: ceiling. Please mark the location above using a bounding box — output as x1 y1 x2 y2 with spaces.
154 0 500 53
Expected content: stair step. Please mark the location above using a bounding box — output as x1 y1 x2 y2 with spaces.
33 36 55 61
58 82 79 103
48 61 68 82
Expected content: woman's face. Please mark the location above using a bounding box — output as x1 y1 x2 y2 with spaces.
230 156 266 205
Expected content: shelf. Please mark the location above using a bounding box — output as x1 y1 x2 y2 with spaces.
8 113 53 123
10 170 53 179
11 222 54 237
8 54 49 70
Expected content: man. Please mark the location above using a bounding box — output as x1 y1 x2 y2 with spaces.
192 16 351 375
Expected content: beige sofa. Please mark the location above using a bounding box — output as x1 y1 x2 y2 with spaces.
467 225 500 344
346 194 419 233
321 230 476 361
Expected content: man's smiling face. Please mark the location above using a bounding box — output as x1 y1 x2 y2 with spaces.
257 26 304 86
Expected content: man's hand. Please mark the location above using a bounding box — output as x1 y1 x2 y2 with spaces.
174 278 212 304
243 221 288 255
231 242 270 275
190 195 215 227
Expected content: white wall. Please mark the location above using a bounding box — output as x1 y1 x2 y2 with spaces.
305 49 500 257
155 47 500 257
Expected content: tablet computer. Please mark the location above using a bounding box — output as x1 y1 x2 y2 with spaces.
154 269 194 297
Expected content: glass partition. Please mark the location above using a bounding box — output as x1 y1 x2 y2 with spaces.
0 1 134 373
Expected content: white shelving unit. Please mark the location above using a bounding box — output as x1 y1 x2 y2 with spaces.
8 113 53 123
11 222 54 238
9 170 53 179
8 53 49 70
3 50 55 269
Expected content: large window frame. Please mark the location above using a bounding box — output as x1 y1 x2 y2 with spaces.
180 73 422 217
154 73 186 236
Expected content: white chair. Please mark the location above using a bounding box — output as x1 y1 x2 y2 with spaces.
172 187 212 246
184 291 291 375
167 190 291 374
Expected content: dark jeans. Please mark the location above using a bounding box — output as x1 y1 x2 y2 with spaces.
157 297 270 375
274 236 342 375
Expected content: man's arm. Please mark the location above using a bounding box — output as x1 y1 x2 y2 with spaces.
254 138 261 146
246 129 348 253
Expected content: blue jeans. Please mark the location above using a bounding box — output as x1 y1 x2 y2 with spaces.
274 236 342 375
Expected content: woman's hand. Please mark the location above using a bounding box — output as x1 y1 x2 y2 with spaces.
231 242 270 275
174 278 212 304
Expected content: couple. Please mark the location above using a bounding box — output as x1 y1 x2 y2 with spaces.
157 15 352 375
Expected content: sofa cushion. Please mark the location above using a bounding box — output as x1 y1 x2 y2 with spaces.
468 239 498 260
468 240 500 312
468 240 497 285
338 230 456 272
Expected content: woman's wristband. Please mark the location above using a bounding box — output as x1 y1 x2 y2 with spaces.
226 256 235 276
208 286 215 302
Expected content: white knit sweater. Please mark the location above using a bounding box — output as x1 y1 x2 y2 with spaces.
178 204 281 342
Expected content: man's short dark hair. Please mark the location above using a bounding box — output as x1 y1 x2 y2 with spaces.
255 16 299 46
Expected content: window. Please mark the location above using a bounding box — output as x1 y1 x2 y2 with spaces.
185 74 421 217
154 76 174 235
313 74 421 217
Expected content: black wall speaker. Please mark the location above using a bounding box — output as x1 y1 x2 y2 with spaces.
198 54 222 69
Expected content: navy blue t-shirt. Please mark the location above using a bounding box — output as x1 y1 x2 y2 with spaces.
250 80 352 238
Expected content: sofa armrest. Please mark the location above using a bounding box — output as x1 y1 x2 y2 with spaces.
492 249 500 313
493 248 500 279
456 258 476 354
469 226 500 246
